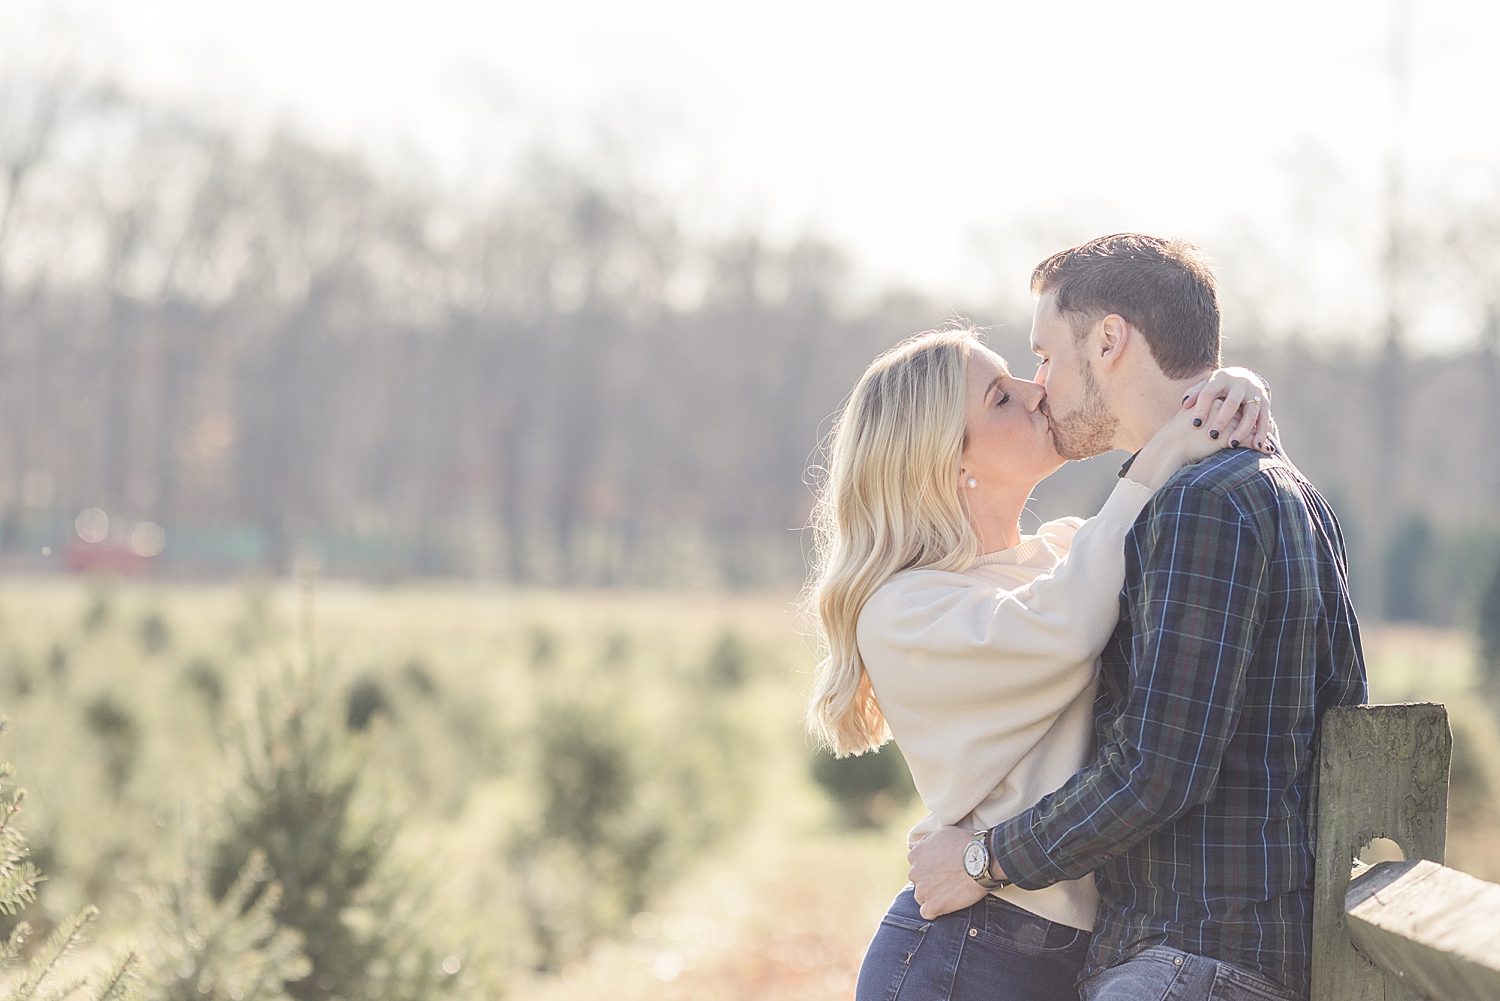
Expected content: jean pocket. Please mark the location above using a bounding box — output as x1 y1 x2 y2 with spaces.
1209 962 1297 1001
880 911 931 938
970 900 1088 959
856 911 933 1001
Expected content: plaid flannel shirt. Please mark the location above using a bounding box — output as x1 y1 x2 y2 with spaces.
989 447 1367 999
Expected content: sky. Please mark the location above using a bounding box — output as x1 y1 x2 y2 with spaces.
4 0 1500 343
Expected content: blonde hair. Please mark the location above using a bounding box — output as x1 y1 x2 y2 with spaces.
803 327 985 757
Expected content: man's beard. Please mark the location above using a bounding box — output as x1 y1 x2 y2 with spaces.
1044 362 1119 461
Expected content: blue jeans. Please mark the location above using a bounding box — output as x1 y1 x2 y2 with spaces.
1079 946 1299 1001
855 886 1091 1001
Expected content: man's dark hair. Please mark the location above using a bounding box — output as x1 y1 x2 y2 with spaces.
1030 233 1221 379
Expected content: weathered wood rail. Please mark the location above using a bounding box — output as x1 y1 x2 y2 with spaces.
1312 703 1500 1001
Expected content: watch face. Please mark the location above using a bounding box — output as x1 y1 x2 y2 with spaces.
963 841 988 878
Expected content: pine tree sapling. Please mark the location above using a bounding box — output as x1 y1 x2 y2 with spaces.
81 698 138 801
212 673 380 1001
138 847 308 1001
0 723 140 1001
6 906 139 1001
505 647 757 972
0 765 41 922
211 669 469 1001
703 630 749 689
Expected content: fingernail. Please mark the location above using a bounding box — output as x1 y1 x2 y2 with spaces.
1209 429 1219 439
1192 418 1203 428
1182 394 1191 404
1268 441 1276 453
1230 440 1239 448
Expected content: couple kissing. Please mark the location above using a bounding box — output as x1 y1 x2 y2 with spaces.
804 233 1365 1001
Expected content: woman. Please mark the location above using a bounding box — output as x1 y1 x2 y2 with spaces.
804 326 1271 1001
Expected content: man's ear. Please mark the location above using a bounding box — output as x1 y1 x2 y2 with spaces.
1096 314 1131 372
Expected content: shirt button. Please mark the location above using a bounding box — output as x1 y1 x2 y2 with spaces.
1174 957 1184 966
968 929 978 937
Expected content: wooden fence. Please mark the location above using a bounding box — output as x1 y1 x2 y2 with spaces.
1312 703 1500 1000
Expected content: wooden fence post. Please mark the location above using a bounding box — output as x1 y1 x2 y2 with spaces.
1311 703 1451 1001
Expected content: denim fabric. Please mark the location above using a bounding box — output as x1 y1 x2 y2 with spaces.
855 886 1090 1001
1078 946 1301 1001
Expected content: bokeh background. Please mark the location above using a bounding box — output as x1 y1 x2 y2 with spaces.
0 1 1498 998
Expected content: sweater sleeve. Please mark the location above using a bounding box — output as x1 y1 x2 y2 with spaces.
859 478 1156 711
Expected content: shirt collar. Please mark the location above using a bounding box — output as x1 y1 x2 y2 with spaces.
972 535 1058 569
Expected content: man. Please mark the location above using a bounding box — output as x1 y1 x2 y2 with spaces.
907 234 1367 1000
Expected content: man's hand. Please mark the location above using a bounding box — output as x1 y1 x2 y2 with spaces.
907 825 990 919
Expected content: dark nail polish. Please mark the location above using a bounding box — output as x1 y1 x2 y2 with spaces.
1192 418 1203 428
1183 394 1191 404
1209 429 1220 439
1230 440 1239 448
1268 441 1276 453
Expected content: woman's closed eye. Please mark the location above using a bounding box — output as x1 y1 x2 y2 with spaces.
995 390 1011 407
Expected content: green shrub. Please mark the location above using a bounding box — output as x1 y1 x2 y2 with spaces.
5 658 32 701
138 615 172 657
527 627 557 670
504 648 756 972
344 677 390 732
46 646 68 686
703 630 748 688
599 632 632 670
82 590 112 635
811 743 917 828
83 696 139 799
0 585 785 994
181 659 225 718
398 660 437 698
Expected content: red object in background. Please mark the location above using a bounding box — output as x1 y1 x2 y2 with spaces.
66 541 152 576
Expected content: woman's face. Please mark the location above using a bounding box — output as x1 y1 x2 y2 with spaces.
960 346 1065 493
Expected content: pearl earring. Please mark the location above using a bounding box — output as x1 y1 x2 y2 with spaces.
967 477 978 489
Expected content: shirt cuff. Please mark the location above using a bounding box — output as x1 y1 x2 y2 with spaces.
1104 476 1157 521
1114 476 1157 500
989 811 1079 891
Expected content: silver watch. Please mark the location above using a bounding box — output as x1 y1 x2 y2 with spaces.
962 829 1009 890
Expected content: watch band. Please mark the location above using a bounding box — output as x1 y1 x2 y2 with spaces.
967 829 1010 890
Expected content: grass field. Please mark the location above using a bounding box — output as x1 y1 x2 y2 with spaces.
0 578 1494 1000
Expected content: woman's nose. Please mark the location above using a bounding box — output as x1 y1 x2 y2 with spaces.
1018 379 1046 412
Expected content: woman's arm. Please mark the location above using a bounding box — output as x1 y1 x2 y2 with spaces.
861 476 1155 706
863 368 1278 705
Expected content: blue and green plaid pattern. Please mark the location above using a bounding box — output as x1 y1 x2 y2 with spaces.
990 447 1367 999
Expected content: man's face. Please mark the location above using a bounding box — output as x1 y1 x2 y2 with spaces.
1029 293 1119 460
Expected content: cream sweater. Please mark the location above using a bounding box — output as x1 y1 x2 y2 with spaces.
855 477 1158 932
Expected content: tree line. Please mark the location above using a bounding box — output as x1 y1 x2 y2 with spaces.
1 71 1497 623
